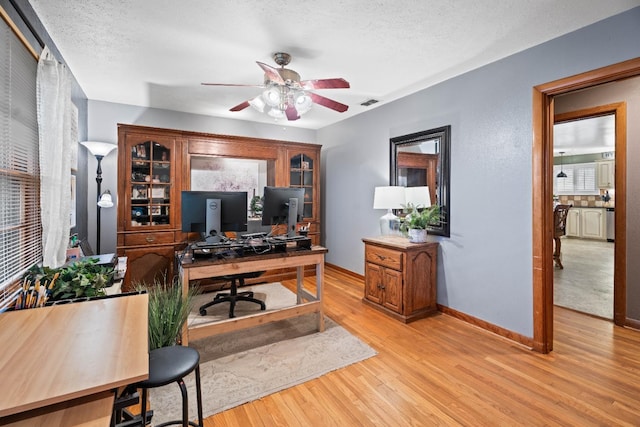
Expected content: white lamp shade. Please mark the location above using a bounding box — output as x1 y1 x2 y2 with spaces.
404 186 431 208
97 191 114 208
81 141 117 157
373 186 405 210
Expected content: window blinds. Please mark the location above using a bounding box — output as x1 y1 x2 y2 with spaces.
553 163 597 195
0 20 41 294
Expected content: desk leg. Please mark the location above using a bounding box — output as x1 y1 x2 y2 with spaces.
180 267 189 346
296 266 304 304
316 261 325 332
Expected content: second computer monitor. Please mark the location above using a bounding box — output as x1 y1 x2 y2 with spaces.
261 186 304 237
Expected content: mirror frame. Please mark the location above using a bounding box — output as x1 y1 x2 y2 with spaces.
390 125 450 237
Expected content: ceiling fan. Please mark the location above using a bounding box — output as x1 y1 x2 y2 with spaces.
202 52 350 121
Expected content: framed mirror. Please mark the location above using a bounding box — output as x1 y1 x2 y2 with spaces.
390 125 450 237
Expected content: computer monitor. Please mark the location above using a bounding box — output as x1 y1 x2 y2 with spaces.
181 191 248 241
261 186 304 237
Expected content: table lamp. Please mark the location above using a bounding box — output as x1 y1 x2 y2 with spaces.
404 186 431 208
373 186 405 235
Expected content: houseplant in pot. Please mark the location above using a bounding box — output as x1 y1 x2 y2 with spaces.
400 203 441 243
136 274 198 350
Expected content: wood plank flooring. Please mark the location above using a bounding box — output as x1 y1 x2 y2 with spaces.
201 266 640 426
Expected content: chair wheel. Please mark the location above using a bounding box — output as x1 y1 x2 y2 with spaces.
199 308 207 316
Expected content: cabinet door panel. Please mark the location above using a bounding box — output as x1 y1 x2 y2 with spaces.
382 268 402 313
405 250 436 314
364 263 384 304
566 209 581 237
581 209 605 239
122 245 175 291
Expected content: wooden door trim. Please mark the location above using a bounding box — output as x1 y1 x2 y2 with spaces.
532 57 640 353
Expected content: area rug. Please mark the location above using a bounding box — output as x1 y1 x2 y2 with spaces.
149 283 377 424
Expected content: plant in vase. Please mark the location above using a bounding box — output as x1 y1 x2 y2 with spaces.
400 203 441 243
135 274 199 350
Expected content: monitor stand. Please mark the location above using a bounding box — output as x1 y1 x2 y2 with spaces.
287 197 298 238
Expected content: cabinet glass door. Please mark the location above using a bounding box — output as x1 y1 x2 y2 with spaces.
289 153 314 219
130 140 171 227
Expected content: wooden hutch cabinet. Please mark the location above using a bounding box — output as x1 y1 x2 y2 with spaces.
117 124 321 290
362 236 438 323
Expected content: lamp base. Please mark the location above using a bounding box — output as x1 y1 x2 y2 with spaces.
379 210 401 236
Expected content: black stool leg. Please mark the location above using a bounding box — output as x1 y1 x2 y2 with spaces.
177 378 188 426
140 388 148 426
195 365 203 427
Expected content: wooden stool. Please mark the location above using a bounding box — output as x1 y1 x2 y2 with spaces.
137 346 203 427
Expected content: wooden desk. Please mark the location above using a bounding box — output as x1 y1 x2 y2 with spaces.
179 246 327 345
0 293 149 426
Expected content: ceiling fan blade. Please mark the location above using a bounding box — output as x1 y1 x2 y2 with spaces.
300 78 350 90
230 100 251 112
285 105 300 121
256 61 286 85
309 93 349 113
201 83 264 88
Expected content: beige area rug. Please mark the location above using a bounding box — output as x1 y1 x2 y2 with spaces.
149 283 377 424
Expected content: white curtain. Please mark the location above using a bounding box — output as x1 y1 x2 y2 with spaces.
37 46 72 268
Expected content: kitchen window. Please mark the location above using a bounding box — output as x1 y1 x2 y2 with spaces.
554 163 598 195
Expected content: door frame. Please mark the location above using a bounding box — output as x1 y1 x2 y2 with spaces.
532 57 640 353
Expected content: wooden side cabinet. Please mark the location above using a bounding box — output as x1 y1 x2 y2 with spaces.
362 236 438 323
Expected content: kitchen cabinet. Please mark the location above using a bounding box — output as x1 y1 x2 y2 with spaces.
597 160 615 188
565 207 606 240
362 236 438 323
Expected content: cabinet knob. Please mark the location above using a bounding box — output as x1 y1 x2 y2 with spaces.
376 254 387 261
145 236 155 242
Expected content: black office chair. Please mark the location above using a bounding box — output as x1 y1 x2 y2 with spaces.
198 271 266 318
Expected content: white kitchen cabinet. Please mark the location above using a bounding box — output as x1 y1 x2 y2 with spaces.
581 208 605 239
597 160 615 188
566 209 581 237
565 207 606 240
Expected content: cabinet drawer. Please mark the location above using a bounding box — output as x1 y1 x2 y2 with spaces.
365 245 402 270
124 232 175 246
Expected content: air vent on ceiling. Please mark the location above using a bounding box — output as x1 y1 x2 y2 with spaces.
360 99 379 107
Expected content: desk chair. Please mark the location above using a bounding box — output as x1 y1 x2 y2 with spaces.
554 204 571 269
198 271 266 318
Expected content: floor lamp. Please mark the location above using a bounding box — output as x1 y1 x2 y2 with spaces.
81 141 117 254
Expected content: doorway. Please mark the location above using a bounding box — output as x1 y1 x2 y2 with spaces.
531 58 640 353
552 109 618 319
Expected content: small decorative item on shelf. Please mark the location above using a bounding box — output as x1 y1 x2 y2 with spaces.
400 203 441 243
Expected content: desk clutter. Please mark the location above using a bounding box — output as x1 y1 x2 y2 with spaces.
185 232 312 261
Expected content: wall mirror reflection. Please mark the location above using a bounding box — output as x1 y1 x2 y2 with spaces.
390 125 450 237
190 156 273 232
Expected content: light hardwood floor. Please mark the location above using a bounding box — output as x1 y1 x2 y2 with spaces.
201 265 640 426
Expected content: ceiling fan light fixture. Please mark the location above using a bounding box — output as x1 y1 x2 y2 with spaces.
263 86 282 107
294 91 312 115
249 96 266 112
267 107 285 119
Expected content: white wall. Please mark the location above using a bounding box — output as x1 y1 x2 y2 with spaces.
86 101 317 254
318 7 640 337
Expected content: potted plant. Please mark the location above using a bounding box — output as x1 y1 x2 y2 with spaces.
24 258 114 302
136 275 198 350
400 203 441 243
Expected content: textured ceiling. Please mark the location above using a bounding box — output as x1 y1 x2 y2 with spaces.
29 0 640 130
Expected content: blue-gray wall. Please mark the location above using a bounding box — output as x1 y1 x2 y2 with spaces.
318 7 640 337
